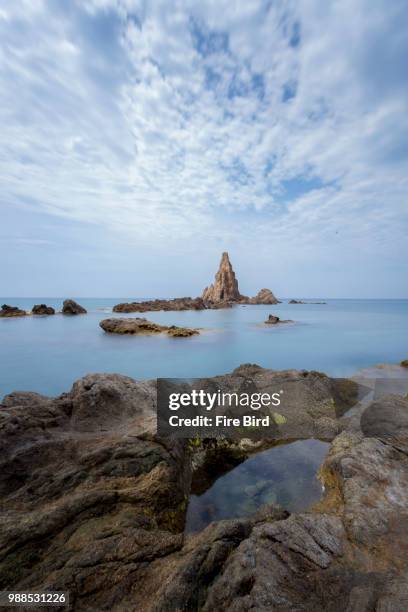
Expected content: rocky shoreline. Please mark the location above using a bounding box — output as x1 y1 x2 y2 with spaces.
1 364 407 610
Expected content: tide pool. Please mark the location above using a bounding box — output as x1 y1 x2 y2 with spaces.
0 298 407 397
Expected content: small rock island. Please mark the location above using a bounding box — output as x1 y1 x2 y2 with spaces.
62 299 87 315
264 314 293 325
0 304 27 317
100 317 199 337
32 304 55 315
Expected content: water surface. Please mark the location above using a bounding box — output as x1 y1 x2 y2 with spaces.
0 298 407 397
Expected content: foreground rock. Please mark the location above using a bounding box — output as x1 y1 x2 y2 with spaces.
0 374 190 610
100 317 199 337
62 299 87 314
113 297 207 313
32 304 55 315
401 359 408 368
0 304 27 317
1 370 407 611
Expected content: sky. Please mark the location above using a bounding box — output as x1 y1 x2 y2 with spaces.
0 0 407 298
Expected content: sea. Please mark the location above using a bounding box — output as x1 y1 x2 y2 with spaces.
0 297 407 398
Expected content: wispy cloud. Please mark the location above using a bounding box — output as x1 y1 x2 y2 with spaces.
0 0 407 293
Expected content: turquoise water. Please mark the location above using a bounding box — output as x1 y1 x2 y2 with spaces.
0 298 407 397
185 439 330 533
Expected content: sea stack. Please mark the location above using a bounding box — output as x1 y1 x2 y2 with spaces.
202 252 242 302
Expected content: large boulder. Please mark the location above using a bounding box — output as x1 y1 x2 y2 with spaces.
62 299 87 314
32 304 55 315
0 304 27 317
249 288 280 304
0 374 190 609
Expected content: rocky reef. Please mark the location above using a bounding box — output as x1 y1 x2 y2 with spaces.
100 317 199 337
113 252 280 313
1 366 407 611
113 297 207 313
32 304 55 315
0 304 27 317
62 299 87 315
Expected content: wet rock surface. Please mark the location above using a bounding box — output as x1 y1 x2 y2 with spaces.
0 304 27 317
62 299 87 315
99 318 199 337
0 368 407 611
32 304 55 315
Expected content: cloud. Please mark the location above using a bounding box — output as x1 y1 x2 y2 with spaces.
0 0 407 259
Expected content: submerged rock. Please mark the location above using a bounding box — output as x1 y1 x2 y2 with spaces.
100 317 199 337
62 299 87 314
0 304 27 317
167 326 199 337
289 299 326 304
32 304 55 315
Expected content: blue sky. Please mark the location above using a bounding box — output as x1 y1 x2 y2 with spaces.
1 0 407 297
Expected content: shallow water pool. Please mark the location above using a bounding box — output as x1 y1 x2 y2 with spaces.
185 438 329 533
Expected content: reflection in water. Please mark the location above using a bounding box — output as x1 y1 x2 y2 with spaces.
185 439 329 534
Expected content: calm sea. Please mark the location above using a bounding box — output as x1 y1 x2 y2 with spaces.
0 298 407 398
